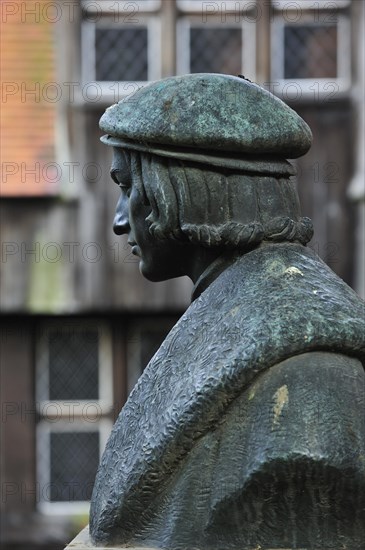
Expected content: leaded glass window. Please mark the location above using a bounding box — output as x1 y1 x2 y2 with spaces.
177 18 256 78
271 2 351 97
284 25 337 80
48 329 99 400
95 27 148 81
36 321 113 512
190 27 242 74
81 1 161 101
49 431 99 502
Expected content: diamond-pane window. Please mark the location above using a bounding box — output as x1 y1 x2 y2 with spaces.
95 27 148 81
190 27 242 74
284 25 337 79
36 321 112 511
49 330 99 400
50 432 99 502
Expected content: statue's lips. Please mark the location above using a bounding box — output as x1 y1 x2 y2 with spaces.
128 242 140 256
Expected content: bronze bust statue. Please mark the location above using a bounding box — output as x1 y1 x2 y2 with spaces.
90 74 365 548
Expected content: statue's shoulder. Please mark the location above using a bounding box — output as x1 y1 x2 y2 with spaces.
139 351 365 547
206 351 365 545
215 351 365 479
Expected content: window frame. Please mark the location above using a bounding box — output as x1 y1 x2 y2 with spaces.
80 1 162 104
36 322 113 410
273 0 351 9
36 321 113 513
270 4 352 99
36 418 112 515
81 16 162 101
176 15 256 79
176 0 258 14
81 0 162 14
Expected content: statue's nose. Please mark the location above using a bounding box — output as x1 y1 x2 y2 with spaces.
113 195 129 235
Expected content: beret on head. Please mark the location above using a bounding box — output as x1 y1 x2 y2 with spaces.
100 73 312 175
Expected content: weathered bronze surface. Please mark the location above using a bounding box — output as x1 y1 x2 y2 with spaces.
90 74 365 548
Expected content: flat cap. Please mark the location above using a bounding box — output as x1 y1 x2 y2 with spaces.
100 73 312 174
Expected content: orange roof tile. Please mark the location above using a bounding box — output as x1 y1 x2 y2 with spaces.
0 0 58 196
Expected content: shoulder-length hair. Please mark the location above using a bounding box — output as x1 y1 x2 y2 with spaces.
123 149 313 250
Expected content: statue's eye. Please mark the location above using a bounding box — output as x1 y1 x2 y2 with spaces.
110 168 130 191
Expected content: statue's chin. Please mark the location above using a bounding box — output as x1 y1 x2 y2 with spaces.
140 261 184 283
139 261 163 283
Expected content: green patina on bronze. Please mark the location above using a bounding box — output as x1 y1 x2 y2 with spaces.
100 74 312 159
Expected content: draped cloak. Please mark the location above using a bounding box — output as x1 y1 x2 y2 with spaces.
90 242 365 547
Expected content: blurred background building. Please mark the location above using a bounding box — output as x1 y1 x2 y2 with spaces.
1 0 364 548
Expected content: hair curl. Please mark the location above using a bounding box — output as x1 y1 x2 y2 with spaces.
122 150 313 250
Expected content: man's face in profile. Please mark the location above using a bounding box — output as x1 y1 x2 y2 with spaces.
110 148 194 282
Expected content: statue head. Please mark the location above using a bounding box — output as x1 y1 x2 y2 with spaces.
100 74 314 283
